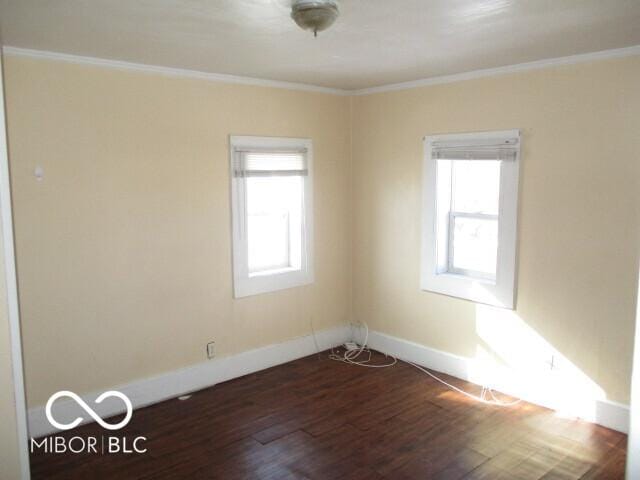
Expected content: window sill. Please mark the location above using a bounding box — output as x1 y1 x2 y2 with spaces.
234 268 314 298
436 272 496 286
421 271 514 309
249 266 300 278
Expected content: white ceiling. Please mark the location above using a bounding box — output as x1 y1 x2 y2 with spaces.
1 0 639 91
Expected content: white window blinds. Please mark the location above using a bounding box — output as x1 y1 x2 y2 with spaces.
233 150 308 177
432 136 519 161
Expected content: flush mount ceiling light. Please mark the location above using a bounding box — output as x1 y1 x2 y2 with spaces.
291 0 340 37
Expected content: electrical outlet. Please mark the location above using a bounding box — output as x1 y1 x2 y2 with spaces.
546 354 559 371
206 341 215 359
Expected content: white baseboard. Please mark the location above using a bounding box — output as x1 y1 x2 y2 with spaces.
366 330 630 433
28 325 351 438
29 325 629 437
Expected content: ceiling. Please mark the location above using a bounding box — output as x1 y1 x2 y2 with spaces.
1 0 639 91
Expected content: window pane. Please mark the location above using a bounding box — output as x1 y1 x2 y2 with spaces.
247 212 290 273
452 160 500 215
451 216 498 278
246 176 303 275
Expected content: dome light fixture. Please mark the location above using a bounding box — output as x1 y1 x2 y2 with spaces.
291 0 340 37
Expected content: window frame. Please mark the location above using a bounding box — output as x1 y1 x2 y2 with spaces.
420 129 521 309
229 135 314 298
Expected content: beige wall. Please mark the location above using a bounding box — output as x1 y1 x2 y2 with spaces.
352 56 640 404
3 52 639 412
3 55 352 407
0 53 24 480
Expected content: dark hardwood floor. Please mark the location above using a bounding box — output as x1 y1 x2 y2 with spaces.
30 350 627 479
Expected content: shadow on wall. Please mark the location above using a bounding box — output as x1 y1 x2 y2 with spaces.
471 302 605 423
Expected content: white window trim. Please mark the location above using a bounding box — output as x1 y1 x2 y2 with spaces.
229 135 314 298
420 129 521 309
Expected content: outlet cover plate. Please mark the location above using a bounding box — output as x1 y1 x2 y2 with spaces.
206 342 215 359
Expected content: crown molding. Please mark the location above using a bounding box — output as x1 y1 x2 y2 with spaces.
1 46 350 96
3 44 640 97
351 44 640 96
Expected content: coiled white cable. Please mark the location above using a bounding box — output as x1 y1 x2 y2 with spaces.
322 320 521 407
328 321 397 367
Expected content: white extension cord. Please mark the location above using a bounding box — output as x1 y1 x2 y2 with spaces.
322 321 521 407
343 341 360 351
328 322 397 368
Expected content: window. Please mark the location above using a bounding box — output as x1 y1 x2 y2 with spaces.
421 130 520 308
230 136 313 298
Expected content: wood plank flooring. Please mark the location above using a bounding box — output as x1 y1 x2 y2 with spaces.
30 350 627 479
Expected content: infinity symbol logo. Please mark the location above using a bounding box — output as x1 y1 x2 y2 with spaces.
45 391 133 431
